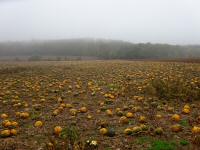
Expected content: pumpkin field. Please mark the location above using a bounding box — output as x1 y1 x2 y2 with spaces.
0 60 200 150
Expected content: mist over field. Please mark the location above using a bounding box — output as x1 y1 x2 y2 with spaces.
0 0 200 60
0 39 200 61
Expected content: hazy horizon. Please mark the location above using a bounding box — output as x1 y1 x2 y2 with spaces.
0 0 200 45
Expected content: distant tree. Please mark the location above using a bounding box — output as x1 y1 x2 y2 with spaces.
0 39 200 60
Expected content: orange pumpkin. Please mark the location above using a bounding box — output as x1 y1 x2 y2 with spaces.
54 126 62 135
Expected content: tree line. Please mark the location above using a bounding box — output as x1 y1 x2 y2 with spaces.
0 39 200 60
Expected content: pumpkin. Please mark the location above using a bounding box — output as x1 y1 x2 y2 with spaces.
106 109 113 116
132 126 142 134
107 128 116 137
20 112 30 119
119 116 129 124
2 120 12 128
192 126 200 134
80 107 88 113
52 109 59 116
124 128 132 135
132 106 142 112
10 129 18 136
54 126 62 135
155 127 164 135
1 129 11 137
182 108 190 114
115 108 121 112
126 112 134 118
1 113 8 119
99 128 108 135
15 112 21 117
66 103 73 108
171 114 181 122
155 114 162 119
60 103 66 108
116 111 124 116
139 116 146 123
183 104 190 110
140 124 148 131
34 121 43 127
87 115 92 119
171 124 182 132
69 109 77 116
11 121 19 127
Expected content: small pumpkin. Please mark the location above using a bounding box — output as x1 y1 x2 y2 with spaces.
116 111 124 116
183 104 190 110
192 126 200 134
107 128 116 137
34 121 43 128
99 128 108 135
54 126 62 136
119 116 129 124
171 114 181 122
10 129 18 136
140 124 148 131
126 112 134 118
2 120 12 128
139 116 146 123
171 124 182 132
132 126 142 134
1 113 8 119
87 115 92 119
11 121 19 127
66 103 73 108
1 129 11 138
182 108 190 114
69 108 77 116
52 109 59 116
106 109 113 116
20 112 30 119
155 114 162 119
155 127 164 135
124 128 132 135
80 107 88 113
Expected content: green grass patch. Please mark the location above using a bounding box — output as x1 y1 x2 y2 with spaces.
180 140 189 146
30 111 41 120
179 119 189 127
148 140 177 150
60 125 80 144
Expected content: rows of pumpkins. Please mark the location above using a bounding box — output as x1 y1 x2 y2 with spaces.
1 102 200 138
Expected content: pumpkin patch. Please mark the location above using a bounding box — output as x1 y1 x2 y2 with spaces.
0 61 200 149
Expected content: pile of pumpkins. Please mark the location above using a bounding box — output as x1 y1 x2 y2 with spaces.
0 114 18 138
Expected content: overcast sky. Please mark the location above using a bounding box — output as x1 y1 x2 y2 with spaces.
0 0 199 44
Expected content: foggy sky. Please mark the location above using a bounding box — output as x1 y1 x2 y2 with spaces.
0 0 200 44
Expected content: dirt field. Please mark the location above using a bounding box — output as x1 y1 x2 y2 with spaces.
0 61 200 150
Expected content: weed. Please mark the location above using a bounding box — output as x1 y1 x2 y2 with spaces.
60 125 80 145
179 119 189 127
180 140 189 146
148 140 176 150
